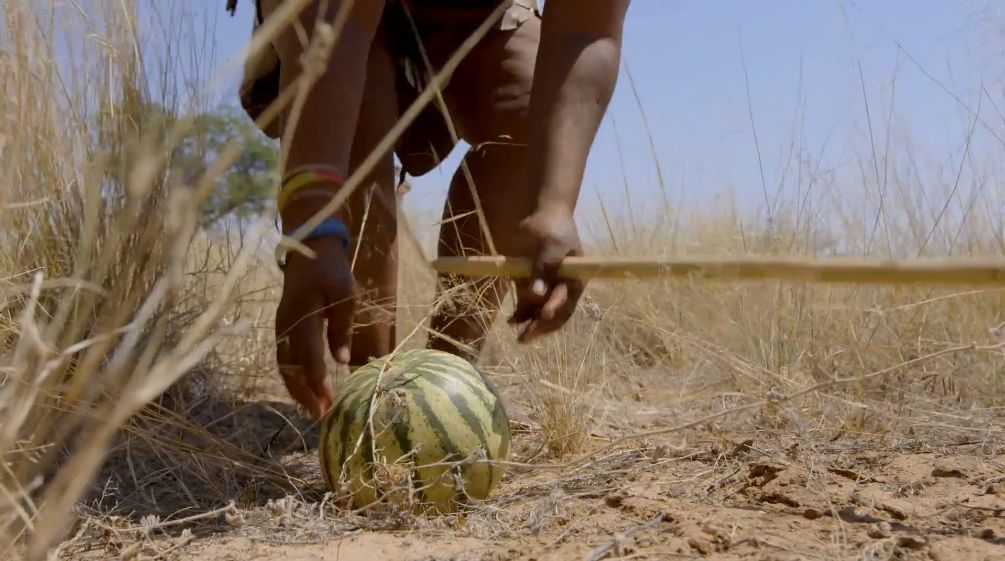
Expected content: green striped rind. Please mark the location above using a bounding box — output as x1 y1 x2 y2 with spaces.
320 368 379 499
318 349 511 513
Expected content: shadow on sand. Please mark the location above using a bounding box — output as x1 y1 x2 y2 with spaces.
86 377 327 530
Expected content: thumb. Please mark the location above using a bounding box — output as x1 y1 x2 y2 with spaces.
529 236 570 297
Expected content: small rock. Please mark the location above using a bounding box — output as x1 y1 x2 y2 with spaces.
758 492 800 508
877 500 908 521
802 508 822 520
748 462 785 480
896 534 927 549
979 528 995 540
867 522 892 539
931 464 965 478
982 482 1003 496
688 536 714 555
604 490 627 509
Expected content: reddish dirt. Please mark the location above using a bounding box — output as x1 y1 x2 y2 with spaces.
67 369 1005 561
76 438 1005 561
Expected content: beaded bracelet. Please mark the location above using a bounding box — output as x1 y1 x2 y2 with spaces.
277 167 344 213
275 167 351 269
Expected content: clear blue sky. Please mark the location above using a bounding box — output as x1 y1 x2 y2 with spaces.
197 1 1003 227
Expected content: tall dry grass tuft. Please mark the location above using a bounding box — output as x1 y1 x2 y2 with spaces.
478 202 1004 459
0 2 281 558
480 59 1005 457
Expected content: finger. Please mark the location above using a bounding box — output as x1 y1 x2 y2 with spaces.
292 316 331 420
307 373 334 420
527 257 561 303
515 318 540 343
507 282 543 326
558 277 586 323
277 298 321 416
511 278 574 329
530 278 547 297
277 295 331 420
517 284 582 343
277 330 322 418
517 316 561 343
507 298 536 326
325 286 356 366
278 362 321 419
539 283 568 322
525 250 577 325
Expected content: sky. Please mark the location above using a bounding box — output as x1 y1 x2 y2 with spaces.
198 1 1004 228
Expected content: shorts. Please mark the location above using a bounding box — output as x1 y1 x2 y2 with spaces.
237 0 540 177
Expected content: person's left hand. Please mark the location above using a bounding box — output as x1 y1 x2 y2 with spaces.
507 207 585 342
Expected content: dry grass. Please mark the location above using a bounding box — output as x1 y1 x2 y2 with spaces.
0 1 288 558
1 1 1004 560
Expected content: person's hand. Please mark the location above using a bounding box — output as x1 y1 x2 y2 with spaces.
507 207 585 342
275 235 355 421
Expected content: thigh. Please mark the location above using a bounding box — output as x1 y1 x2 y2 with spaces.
349 22 398 178
436 8 540 145
344 23 399 365
347 27 397 265
256 0 386 173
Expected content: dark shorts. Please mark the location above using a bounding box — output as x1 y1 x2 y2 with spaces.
238 0 540 177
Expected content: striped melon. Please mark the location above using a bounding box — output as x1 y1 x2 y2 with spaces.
319 349 511 514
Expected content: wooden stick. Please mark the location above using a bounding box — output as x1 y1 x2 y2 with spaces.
430 255 1005 286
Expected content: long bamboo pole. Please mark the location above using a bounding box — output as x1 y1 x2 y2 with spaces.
430 255 1005 286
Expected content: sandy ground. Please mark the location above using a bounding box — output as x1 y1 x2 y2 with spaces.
64 369 1005 561
171 448 1005 561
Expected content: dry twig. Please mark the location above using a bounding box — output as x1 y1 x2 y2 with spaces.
585 513 668 561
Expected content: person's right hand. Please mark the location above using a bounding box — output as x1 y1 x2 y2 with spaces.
275 235 355 421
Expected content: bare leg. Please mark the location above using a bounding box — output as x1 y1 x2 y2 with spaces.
259 0 385 178
428 1 630 352
428 145 535 361
425 15 543 361
344 27 398 368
